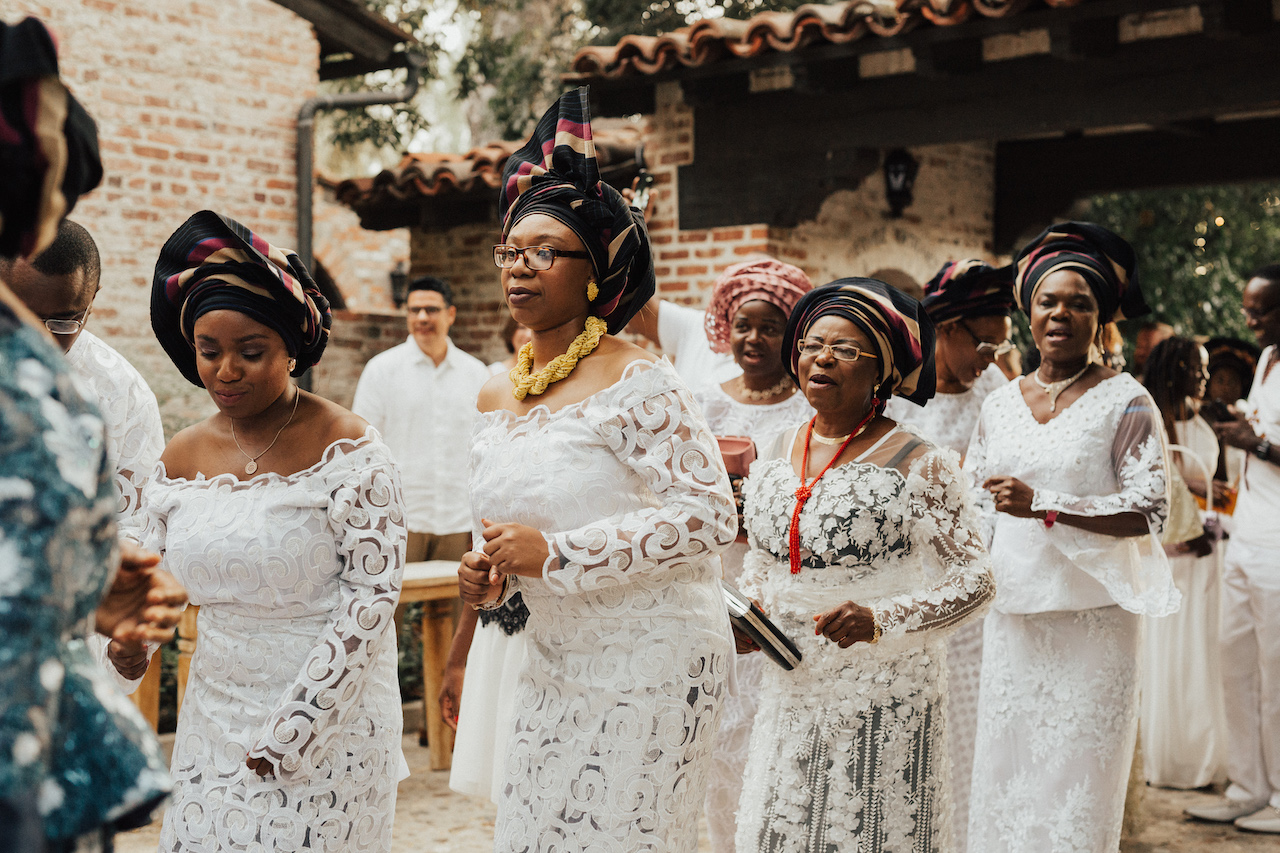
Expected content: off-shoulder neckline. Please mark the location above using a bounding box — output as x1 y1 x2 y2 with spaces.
154 426 381 487
480 357 672 426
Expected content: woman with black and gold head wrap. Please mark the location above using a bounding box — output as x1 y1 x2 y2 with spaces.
143 210 408 851
0 17 186 852
456 88 737 852
733 279 994 852
965 222 1178 852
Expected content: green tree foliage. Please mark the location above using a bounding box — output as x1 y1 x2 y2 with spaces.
1083 184 1280 342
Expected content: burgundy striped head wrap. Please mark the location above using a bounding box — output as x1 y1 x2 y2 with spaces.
152 210 330 387
1014 221 1148 323
921 259 1014 325
703 258 813 354
784 279 936 408
500 87 654 334
0 18 102 260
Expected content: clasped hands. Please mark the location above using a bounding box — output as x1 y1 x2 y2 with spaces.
733 599 878 653
983 475 1040 518
458 518 553 608
96 539 188 679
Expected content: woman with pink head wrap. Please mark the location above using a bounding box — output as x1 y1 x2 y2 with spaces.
692 257 815 853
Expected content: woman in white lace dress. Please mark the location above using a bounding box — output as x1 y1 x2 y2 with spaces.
692 257 814 853
883 259 1014 851
457 89 736 853
735 280 995 853
145 211 407 852
964 222 1178 853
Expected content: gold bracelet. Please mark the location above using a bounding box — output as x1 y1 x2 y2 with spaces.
869 611 883 645
472 574 509 611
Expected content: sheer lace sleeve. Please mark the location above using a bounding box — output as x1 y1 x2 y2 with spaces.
247 440 406 782
873 449 995 638
962 414 998 549
1029 393 1169 535
543 380 738 595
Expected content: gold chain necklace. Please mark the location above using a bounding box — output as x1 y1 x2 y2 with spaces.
1032 363 1091 412
738 375 794 402
510 316 608 401
230 390 300 475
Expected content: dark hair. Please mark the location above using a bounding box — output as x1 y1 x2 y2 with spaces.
407 275 452 307
1249 263 1280 287
31 219 101 285
1143 335 1202 440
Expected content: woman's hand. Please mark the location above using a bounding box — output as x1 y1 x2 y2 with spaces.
814 601 878 648
438 663 464 731
96 540 188 644
458 550 504 607
732 596 766 654
480 519 552 578
245 755 275 778
1214 412 1261 452
107 638 151 681
983 476 1038 518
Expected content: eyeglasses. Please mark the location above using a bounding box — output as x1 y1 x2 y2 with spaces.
493 245 591 271
797 339 879 363
958 321 1015 359
44 307 90 336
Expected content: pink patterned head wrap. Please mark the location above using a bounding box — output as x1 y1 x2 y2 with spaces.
703 258 813 354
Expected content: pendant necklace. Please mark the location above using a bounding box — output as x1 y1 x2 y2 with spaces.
230 390 300 475
739 375 794 402
1032 363 1091 412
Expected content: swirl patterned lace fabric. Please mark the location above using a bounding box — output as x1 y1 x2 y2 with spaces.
140 430 407 852
469 358 736 853
735 428 994 853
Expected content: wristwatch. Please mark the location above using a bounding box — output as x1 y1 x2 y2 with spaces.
1256 438 1272 461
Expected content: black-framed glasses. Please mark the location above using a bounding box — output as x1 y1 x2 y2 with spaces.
797 338 879 363
958 321 1014 359
44 307 90 336
493 245 591 271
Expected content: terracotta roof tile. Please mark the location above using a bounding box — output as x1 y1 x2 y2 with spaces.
569 0 1081 80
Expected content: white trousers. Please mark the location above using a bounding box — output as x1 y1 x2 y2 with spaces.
1221 539 1280 808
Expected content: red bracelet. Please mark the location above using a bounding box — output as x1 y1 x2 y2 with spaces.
1044 510 1059 529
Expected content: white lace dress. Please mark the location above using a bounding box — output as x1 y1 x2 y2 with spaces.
964 375 1177 853
884 363 1007 851
736 426 994 853
691 383 814 853
469 358 737 853
140 430 408 852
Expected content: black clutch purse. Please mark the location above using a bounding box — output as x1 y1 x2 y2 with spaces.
722 581 802 671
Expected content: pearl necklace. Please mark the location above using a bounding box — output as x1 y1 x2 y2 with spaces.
1032 362 1091 412
230 390 300 475
738 375 794 402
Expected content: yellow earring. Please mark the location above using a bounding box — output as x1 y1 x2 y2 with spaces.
288 358 297 372
587 280 599 301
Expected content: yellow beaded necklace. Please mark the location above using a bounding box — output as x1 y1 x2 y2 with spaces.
509 315 608 401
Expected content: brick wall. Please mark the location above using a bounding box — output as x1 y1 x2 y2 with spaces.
408 223 508 365
310 310 406 410
313 183 408 312
6 0 319 437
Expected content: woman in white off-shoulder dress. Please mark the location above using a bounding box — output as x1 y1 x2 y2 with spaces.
735 280 995 853
458 88 735 853
145 210 407 852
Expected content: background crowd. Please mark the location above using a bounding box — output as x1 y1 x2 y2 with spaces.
5 15 1280 853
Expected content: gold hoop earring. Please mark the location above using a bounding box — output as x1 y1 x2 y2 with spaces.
587 280 599 301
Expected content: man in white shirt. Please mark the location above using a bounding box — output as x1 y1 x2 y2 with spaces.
0 220 166 691
627 298 741 388
1188 264 1280 833
353 276 489 563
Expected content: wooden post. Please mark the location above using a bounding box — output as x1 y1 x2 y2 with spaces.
130 655 161 730
420 599 457 770
176 605 199 716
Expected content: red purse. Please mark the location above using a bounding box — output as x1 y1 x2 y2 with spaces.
716 436 757 543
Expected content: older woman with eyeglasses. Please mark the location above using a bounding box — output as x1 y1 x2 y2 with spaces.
734 279 994 853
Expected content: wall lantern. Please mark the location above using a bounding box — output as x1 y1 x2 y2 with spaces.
883 148 919 218
389 262 408 308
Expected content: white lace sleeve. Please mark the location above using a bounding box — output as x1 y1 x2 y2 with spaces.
1029 393 1169 535
543 383 738 594
874 449 995 638
247 444 406 782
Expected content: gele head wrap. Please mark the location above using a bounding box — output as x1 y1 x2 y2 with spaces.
703 258 813 354
0 17 102 261
920 259 1015 325
1014 221 1148 323
784 278 936 408
500 86 654 335
152 210 331 387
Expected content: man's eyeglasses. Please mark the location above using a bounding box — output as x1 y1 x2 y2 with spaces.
797 339 879 363
44 307 90 336
493 245 591 271
958 321 1014 359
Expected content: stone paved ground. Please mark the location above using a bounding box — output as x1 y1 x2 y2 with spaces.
115 735 1274 852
